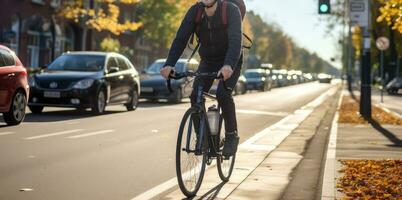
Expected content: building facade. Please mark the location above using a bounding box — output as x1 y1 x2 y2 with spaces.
0 0 155 70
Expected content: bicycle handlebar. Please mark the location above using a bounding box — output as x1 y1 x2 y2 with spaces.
166 71 229 93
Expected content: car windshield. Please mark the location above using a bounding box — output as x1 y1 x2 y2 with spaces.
48 55 105 72
245 72 262 78
146 61 185 74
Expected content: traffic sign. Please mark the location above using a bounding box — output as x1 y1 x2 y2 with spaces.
349 0 369 27
376 37 390 51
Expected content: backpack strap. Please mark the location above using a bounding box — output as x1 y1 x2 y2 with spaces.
188 3 204 62
222 0 228 29
221 0 253 49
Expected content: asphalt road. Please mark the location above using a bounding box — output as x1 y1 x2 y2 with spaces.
0 81 335 200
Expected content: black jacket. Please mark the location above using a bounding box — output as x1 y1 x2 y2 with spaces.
164 1 242 69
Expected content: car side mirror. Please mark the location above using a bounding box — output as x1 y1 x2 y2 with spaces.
41 64 48 70
108 67 119 74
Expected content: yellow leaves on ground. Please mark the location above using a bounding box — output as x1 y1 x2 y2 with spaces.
338 95 402 125
377 0 402 33
337 160 402 200
59 0 142 35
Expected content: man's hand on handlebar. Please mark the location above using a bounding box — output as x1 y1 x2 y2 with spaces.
160 66 174 80
218 65 233 81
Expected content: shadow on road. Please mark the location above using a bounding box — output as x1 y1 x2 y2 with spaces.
181 182 227 200
23 109 125 123
138 99 190 108
369 119 402 147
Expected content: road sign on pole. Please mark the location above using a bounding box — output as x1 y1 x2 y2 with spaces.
350 0 369 27
376 37 390 103
376 37 390 51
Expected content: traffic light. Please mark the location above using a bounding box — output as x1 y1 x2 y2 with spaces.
318 0 331 14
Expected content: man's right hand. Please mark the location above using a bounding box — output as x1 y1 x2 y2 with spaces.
160 66 174 80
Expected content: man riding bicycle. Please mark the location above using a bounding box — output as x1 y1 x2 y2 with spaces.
161 0 243 157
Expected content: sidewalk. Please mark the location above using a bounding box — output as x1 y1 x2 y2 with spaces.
371 88 402 117
322 90 402 200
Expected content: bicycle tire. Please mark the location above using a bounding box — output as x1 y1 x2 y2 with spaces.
217 116 236 182
176 108 207 197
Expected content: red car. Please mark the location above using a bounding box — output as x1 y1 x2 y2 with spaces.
0 45 29 125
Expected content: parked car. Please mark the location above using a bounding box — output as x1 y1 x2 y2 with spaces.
0 45 29 125
210 74 247 96
28 52 140 114
386 77 402 95
244 69 272 91
233 75 247 95
318 73 332 83
140 59 198 103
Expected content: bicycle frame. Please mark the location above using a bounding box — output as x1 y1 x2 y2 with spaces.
185 85 222 157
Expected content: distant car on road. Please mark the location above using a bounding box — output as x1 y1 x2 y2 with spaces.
0 45 29 125
244 69 272 91
28 52 140 114
140 59 198 103
318 73 332 83
386 77 402 95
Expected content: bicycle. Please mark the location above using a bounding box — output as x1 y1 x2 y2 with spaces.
167 71 236 198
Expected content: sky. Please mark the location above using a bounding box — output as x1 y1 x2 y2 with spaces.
245 0 343 69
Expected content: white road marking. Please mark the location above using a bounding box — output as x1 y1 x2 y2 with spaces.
24 129 84 140
131 84 340 200
67 130 115 139
236 109 289 116
0 132 14 136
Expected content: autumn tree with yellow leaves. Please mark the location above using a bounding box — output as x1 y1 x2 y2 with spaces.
59 0 143 35
377 0 402 34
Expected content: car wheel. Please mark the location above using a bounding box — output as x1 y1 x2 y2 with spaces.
3 90 27 126
169 88 182 104
29 105 44 114
92 89 106 115
126 89 139 111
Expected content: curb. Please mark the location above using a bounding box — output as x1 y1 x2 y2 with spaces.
321 90 343 199
372 102 402 120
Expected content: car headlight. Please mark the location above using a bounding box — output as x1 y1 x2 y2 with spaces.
73 79 94 89
28 77 36 87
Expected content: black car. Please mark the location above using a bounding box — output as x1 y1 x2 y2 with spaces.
140 59 198 103
244 69 272 91
28 52 140 114
386 77 402 95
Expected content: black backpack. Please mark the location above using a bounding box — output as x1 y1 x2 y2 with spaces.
188 0 253 62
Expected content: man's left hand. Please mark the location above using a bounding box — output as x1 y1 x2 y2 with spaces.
218 65 233 81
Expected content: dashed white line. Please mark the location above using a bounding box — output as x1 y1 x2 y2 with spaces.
0 132 14 136
67 130 115 139
24 129 84 140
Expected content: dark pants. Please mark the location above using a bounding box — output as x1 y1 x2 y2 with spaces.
190 58 242 133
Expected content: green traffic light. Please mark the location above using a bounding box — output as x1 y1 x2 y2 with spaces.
320 4 329 13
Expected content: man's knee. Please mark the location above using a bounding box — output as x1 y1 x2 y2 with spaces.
216 86 233 103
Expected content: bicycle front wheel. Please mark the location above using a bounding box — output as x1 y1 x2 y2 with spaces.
176 108 206 197
217 117 236 182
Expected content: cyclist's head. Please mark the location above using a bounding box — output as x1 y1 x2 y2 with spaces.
201 0 218 8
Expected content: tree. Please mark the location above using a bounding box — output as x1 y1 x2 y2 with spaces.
377 0 402 33
136 0 196 48
59 0 143 35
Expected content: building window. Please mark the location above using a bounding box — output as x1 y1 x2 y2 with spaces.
50 0 61 8
27 31 40 68
63 25 75 52
10 15 20 54
31 0 45 5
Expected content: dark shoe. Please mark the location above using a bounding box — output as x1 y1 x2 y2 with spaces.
222 132 239 157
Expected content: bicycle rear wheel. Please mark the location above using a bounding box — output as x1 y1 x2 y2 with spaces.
217 116 236 182
176 108 206 197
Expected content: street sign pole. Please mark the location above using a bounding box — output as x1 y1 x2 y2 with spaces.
360 31 372 120
349 0 371 120
376 37 390 104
